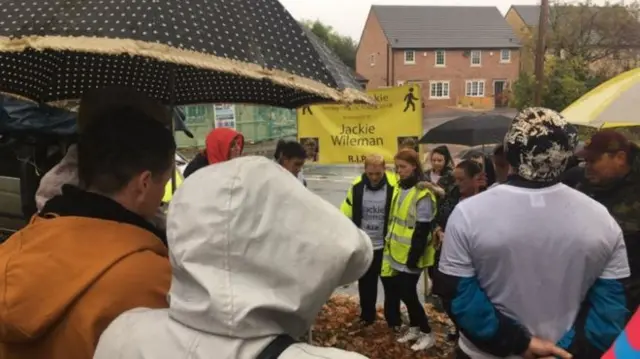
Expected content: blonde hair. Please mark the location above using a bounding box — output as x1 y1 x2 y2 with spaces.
364 154 385 168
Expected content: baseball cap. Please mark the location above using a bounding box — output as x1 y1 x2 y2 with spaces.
504 107 578 182
576 130 631 161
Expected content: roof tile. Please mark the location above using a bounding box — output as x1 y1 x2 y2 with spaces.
372 5 521 49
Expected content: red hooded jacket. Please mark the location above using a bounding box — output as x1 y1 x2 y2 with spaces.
183 128 244 178
205 128 244 164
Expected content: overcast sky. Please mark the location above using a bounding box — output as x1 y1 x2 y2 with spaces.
279 0 607 40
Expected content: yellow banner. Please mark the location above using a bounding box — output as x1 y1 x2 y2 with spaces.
297 85 423 164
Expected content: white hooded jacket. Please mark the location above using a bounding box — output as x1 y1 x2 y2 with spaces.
93 156 373 359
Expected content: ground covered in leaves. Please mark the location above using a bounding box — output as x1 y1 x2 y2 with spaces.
309 295 455 359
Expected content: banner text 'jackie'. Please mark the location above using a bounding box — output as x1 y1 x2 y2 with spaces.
297 85 423 165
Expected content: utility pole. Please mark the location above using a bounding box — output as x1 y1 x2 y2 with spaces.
534 0 550 106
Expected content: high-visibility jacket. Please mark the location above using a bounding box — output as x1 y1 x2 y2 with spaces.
340 171 398 219
162 169 184 203
381 185 437 277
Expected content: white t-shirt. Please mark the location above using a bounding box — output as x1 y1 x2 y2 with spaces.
439 183 630 358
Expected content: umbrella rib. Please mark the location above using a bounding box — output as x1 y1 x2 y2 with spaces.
0 35 374 106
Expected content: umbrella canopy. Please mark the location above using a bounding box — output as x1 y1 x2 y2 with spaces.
561 68 640 127
420 114 513 146
0 0 371 108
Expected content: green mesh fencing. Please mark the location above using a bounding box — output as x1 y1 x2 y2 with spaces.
175 104 298 149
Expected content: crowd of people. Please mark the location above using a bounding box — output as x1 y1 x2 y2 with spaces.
0 88 370 359
342 107 639 358
0 89 637 359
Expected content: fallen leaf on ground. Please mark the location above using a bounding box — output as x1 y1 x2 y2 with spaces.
306 295 455 359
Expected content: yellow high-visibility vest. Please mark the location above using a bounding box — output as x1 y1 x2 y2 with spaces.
340 171 398 219
381 186 437 277
162 169 184 203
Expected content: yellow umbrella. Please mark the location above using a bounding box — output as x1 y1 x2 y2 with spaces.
562 68 640 127
600 122 639 129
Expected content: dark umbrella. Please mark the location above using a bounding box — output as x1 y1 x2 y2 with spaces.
0 0 371 108
420 114 513 146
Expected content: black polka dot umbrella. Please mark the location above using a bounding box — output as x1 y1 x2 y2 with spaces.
0 0 372 108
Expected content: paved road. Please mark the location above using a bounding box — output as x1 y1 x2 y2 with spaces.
304 165 429 303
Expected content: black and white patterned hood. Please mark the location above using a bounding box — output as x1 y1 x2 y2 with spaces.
504 107 578 182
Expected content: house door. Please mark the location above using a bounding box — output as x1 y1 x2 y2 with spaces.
494 80 507 108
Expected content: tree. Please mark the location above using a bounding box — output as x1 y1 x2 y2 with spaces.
547 0 640 65
300 19 357 69
512 1 638 111
511 57 598 112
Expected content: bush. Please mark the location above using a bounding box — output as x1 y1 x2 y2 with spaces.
510 57 605 112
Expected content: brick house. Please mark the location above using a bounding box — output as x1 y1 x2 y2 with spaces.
504 5 538 72
356 5 521 110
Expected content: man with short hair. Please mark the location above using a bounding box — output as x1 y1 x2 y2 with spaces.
275 140 307 185
0 105 174 359
577 130 640 310
341 154 396 326
436 108 629 359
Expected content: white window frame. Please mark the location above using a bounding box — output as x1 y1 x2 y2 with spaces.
465 80 486 97
429 81 450 100
369 53 376 66
500 49 511 63
435 50 446 67
404 50 416 65
470 50 482 66
396 80 406 86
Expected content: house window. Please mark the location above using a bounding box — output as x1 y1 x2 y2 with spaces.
369 54 375 66
500 49 511 63
396 80 406 86
470 50 481 66
435 50 446 66
404 50 416 64
465 80 485 97
429 81 450 99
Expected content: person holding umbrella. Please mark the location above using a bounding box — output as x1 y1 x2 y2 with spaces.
340 154 396 326
381 148 437 351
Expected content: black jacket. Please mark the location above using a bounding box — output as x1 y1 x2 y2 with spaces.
183 152 208 178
